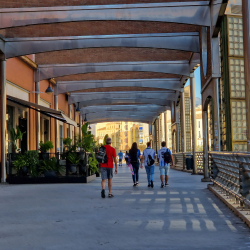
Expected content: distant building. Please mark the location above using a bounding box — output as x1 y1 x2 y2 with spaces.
95 121 149 154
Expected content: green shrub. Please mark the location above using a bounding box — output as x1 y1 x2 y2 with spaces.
39 141 54 152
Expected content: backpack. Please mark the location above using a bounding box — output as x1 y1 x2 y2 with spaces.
163 148 172 164
146 149 155 166
96 146 108 164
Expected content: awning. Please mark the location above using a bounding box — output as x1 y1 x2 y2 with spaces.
7 95 78 127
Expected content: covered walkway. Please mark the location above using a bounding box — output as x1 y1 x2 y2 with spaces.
0 166 249 250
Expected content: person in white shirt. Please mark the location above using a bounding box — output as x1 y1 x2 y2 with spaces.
141 141 156 188
157 141 174 188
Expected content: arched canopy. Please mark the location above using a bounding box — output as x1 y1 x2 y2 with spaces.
80 104 169 115
0 2 210 29
36 61 191 81
3 32 200 58
56 78 183 95
78 99 172 108
68 91 178 105
86 117 152 124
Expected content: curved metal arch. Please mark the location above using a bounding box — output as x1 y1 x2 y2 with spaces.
79 99 172 108
4 32 200 58
69 91 178 105
80 104 168 115
36 61 190 82
0 2 210 29
85 111 157 120
87 117 152 124
56 78 183 95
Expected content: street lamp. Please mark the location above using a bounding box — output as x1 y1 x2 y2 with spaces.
76 102 81 113
45 82 53 94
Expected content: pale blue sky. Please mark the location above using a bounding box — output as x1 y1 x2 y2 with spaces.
185 66 202 99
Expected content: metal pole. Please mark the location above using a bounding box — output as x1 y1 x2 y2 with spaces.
1 59 6 183
68 104 71 138
242 0 250 151
176 123 180 153
54 95 58 153
180 92 186 152
202 110 210 181
164 111 167 145
35 81 40 150
190 75 197 174
215 78 221 151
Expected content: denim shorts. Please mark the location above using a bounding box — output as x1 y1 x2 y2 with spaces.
159 164 170 176
101 167 113 180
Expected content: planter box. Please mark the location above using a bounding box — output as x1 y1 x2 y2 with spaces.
7 174 96 184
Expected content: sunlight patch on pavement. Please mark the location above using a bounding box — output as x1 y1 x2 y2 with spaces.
139 198 152 203
146 220 164 230
191 219 201 231
169 220 187 230
204 219 217 231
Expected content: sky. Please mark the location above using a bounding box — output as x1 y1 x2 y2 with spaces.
185 66 202 99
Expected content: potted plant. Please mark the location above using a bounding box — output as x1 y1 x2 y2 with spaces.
40 157 59 177
25 150 40 177
67 152 80 173
9 126 25 160
39 141 54 160
12 153 28 176
88 152 99 176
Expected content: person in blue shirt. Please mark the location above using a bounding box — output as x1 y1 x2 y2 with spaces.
157 141 174 188
141 141 156 188
118 151 123 166
129 142 141 187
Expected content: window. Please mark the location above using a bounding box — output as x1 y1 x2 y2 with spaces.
199 131 201 138
198 121 200 128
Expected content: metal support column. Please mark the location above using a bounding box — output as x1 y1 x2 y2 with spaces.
202 111 210 181
164 111 167 145
35 81 40 150
0 59 6 182
242 0 250 151
180 92 186 152
190 75 197 174
68 104 71 138
54 95 59 152
215 78 221 151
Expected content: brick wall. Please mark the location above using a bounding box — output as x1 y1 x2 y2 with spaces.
35 48 192 64
0 22 199 38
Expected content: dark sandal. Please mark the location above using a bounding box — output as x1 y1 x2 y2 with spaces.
108 194 114 198
101 189 105 198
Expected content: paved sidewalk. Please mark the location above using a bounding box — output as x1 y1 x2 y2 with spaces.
1 165 250 250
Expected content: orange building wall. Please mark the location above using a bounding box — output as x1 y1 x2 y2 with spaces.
6 58 37 150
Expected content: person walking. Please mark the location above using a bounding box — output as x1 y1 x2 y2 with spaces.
141 141 156 188
118 150 123 166
124 151 129 165
157 141 174 188
100 137 118 198
128 142 141 187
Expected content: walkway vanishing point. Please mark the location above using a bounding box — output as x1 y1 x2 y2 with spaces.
0 166 250 250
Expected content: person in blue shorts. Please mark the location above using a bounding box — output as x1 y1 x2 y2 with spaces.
157 141 174 188
118 150 123 166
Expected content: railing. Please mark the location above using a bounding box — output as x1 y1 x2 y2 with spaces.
210 151 250 208
172 152 204 173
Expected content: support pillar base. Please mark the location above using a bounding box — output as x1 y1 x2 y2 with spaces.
201 178 212 182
